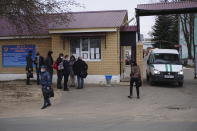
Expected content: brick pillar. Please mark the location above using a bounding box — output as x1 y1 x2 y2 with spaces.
136 42 143 78
51 35 64 60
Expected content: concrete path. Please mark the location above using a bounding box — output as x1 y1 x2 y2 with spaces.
0 68 197 131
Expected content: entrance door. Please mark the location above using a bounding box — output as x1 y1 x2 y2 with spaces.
120 46 136 82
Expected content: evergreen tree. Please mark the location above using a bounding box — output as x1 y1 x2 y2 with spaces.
152 15 178 49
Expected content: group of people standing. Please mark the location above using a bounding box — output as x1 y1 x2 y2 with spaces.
25 50 53 85
26 50 88 109
54 53 88 91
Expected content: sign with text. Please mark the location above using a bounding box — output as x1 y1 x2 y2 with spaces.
2 45 35 67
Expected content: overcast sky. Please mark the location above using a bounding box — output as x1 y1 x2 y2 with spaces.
72 0 160 38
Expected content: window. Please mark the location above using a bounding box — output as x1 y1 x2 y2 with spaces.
70 37 101 60
90 38 101 60
153 53 180 64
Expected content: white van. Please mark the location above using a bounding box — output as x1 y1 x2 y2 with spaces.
146 49 184 86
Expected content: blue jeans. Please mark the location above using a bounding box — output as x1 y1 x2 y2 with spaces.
77 75 84 89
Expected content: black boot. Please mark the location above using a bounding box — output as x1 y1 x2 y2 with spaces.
41 105 47 109
128 96 133 99
64 88 69 91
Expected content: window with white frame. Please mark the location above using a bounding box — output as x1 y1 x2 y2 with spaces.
70 37 101 60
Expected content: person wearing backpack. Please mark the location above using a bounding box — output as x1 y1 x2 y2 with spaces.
56 53 64 89
73 56 88 89
63 55 70 91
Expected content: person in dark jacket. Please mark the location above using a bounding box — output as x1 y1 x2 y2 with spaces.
34 52 44 85
45 51 53 83
69 55 76 87
63 55 70 91
40 65 52 109
73 56 88 89
26 50 33 85
56 53 64 89
128 61 141 99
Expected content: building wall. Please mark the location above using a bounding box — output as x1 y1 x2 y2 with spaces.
0 38 51 73
0 32 121 83
136 42 144 78
86 32 120 75
51 32 120 75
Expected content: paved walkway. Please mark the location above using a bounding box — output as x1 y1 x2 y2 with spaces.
0 68 197 131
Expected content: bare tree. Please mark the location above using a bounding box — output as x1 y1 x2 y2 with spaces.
0 0 82 33
161 0 195 59
178 0 195 59
180 13 195 59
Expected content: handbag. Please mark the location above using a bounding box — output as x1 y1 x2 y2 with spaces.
52 62 58 70
50 88 54 97
44 87 54 97
80 70 88 78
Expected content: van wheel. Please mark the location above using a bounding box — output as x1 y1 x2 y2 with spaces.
178 82 183 87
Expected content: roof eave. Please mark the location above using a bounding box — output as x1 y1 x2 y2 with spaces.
136 8 197 16
49 27 118 34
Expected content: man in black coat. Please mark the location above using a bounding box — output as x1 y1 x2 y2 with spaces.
26 50 33 85
34 52 44 85
63 55 70 91
45 51 53 83
73 56 88 89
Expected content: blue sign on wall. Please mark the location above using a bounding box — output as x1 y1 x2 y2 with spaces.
2 45 36 67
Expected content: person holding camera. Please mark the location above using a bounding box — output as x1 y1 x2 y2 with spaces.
56 53 64 89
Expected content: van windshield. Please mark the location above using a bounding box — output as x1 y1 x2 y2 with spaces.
153 53 180 64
